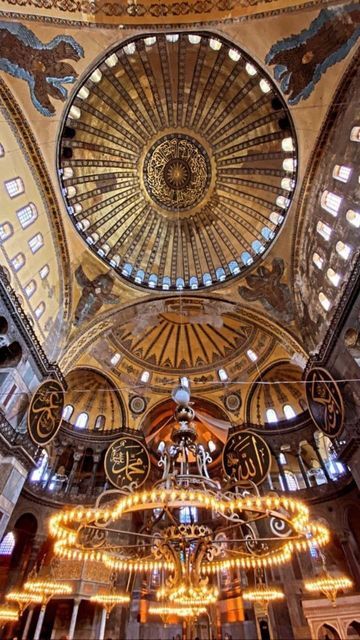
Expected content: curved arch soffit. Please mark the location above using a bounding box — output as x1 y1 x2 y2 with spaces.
0 77 72 349
59 295 307 374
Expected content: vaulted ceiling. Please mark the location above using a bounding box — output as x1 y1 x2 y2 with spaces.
0 1 358 430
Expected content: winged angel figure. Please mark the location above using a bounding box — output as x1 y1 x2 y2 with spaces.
73 265 119 327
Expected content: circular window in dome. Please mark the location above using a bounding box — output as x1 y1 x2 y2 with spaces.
58 32 297 292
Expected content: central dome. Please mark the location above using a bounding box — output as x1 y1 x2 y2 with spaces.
143 134 211 210
59 32 297 291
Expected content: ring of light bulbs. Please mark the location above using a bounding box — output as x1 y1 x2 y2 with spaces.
50 489 329 573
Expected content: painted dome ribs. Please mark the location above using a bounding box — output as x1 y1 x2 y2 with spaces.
59 32 297 291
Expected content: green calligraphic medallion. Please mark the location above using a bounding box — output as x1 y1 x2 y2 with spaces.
104 436 150 491
27 379 64 446
305 366 344 438
222 430 271 486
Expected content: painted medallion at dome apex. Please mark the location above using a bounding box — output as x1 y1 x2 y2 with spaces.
59 32 298 292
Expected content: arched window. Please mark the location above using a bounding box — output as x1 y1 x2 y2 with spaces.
326 268 341 287
39 265 49 279
11 253 25 272
94 415 106 430
350 126 360 142
346 209 360 228
202 272 212 286
270 211 284 225
176 277 185 290
121 263 132 277
246 349 258 362
28 233 43 254
316 221 331 241
276 196 290 209
280 178 295 191
0 144 4 157
140 371 150 383
162 276 171 290
252 239 265 254
75 412 88 429
336 241 351 260
266 409 278 423
0 532 15 556
321 190 342 217
34 302 45 319
218 368 228 382
24 280 37 299
261 226 274 240
280 470 299 491
0 222 13 243
332 165 352 183
279 452 287 465
283 404 296 419
189 276 198 290
17 203 38 229
134 269 144 284
283 158 296 172
62 404 74 421
228 261 240 275
319 292 331 311
215 267 226 282
281 137 294 152
148 274 158 288
110 352 121 366
5 177 24 198
312 252 324 270
241 251 253 266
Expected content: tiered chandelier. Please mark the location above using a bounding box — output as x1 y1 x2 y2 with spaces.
50 382 331 613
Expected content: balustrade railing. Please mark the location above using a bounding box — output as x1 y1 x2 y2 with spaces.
0 409 40 463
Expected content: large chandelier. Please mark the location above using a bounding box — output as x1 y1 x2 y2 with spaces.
50 383 330 610
304 573 353 605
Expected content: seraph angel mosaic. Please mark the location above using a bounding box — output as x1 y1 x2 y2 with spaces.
0 22 84 116
266 5 360 105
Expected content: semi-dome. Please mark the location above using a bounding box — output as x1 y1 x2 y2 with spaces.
59 32 297 292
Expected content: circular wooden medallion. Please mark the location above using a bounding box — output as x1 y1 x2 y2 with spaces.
105 436 150 491
305 366 344 438
27 379 64 446
222 430 271 486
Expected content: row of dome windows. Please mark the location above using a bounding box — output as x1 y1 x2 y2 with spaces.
62 405 106 430
314 133 359 312
0 155 48 319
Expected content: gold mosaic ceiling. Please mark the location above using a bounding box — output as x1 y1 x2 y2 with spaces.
59 31 297 292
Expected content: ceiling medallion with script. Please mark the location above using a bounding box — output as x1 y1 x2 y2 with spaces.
143 134 211 211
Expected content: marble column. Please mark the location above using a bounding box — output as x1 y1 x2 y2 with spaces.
68 599 81 640
87 454 100 496
311 437 331 482
44 448 63 490
275 453 289 491
296 450 311 488
66 451 83 494
33 604 46 640
98 607 107 640
22 606 34 640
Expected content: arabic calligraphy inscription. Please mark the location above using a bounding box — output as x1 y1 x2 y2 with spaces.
305 366 344 438
104 436 150 491
27 379 64 446
222 430 271 486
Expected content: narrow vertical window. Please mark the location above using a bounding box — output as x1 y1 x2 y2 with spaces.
316 221 331 241
0 222 13 243
266 409 278 423
319 292 331 311
34 301 45 319
24 280 37 298
39 265 49 279
75 412 88 429
312 252 324 270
